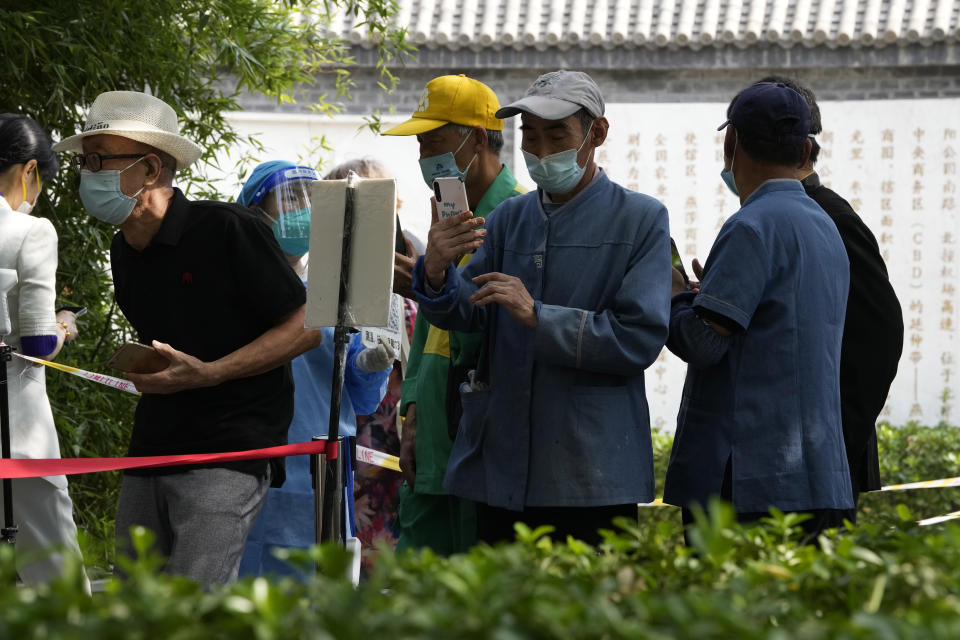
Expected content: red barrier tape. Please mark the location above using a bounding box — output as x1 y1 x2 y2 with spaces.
0 440 338 479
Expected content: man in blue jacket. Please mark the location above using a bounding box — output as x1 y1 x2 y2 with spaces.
760 76 903 515
664 82 855 542
412 70 672 544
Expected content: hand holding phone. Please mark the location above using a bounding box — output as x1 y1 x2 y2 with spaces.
107 341 170 374
433 177 469 219
670 238 690 288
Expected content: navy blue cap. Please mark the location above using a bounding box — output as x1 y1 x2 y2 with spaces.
717 82 811 147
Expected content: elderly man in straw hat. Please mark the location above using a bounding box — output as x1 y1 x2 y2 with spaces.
54 91 322 585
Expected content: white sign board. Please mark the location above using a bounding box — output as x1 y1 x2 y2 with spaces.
305 177 397 328
511 99 960 431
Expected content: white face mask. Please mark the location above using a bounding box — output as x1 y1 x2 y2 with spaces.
15 169 41 214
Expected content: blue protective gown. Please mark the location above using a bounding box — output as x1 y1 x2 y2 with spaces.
238 325 389 577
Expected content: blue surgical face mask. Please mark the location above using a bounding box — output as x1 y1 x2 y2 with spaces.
79 157 145 225
720 135 739 197
720 168 738 197
273 206 311 256
522 121 594 195
418 131 476 188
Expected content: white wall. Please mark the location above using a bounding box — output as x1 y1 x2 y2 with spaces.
208 112 434 246
206 101 959 430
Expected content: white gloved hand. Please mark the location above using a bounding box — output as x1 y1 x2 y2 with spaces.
356 338 396 373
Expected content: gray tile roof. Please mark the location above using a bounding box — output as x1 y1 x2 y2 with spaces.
330 0 960 50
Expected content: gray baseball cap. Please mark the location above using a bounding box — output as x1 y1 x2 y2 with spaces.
495 70 605 120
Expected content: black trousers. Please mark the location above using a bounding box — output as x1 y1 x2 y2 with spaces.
476 502 638 546
681 456 855 546
680 506 853 546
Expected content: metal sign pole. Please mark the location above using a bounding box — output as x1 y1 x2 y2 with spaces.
315 172 359 549
310 435 327 549
0 343 18 546
322 436 344 545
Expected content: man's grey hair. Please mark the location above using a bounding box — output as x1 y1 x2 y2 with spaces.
575 108 594 136
146 145 177 185
446 123 504 155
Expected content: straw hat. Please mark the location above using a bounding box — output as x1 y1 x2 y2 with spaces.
53 91 203 169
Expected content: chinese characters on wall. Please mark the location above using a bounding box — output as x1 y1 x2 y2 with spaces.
571 101 960 431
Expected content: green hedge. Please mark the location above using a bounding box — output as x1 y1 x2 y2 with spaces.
641 423 960 540
1 422 958 637
861 423 960 524
2 510 960 638
69 422 960 575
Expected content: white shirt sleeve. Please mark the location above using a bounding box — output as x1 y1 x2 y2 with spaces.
16 217 58 337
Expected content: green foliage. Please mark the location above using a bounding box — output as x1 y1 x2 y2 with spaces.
1 413 957 636
642 423 960 544
3 512 960 638
0 0 409 575
860 422 960 525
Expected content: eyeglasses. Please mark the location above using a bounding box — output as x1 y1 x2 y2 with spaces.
71 153 145 175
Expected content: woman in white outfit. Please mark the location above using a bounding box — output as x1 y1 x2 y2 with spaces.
0 114 88 588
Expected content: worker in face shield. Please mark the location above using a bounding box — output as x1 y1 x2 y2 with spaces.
235 160 394 578
243 162 317 265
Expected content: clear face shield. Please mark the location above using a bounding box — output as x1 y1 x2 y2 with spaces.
258 166 319 256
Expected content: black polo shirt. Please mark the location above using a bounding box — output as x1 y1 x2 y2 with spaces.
111 188 306 480
802 172 904 496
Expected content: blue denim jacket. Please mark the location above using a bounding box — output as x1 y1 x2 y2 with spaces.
413 172 671 510
664 180 854 513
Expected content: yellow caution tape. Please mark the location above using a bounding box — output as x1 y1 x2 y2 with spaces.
640 498 669 507
918 510 960 526
880 477 960 491
350 448 676 510
11 351 140 396
355 444 400 472
15 344 959 512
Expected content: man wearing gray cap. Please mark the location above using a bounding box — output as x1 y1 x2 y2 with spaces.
411 70 672 543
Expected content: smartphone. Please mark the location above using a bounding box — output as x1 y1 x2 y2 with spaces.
56 305 87 317
394 214 407 254
433 177 469 219
670 238 690 287
106 341 170 374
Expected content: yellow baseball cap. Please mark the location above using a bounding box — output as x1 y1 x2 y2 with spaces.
382 74 503 136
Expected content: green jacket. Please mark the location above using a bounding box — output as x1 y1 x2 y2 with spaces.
401 165 525 494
